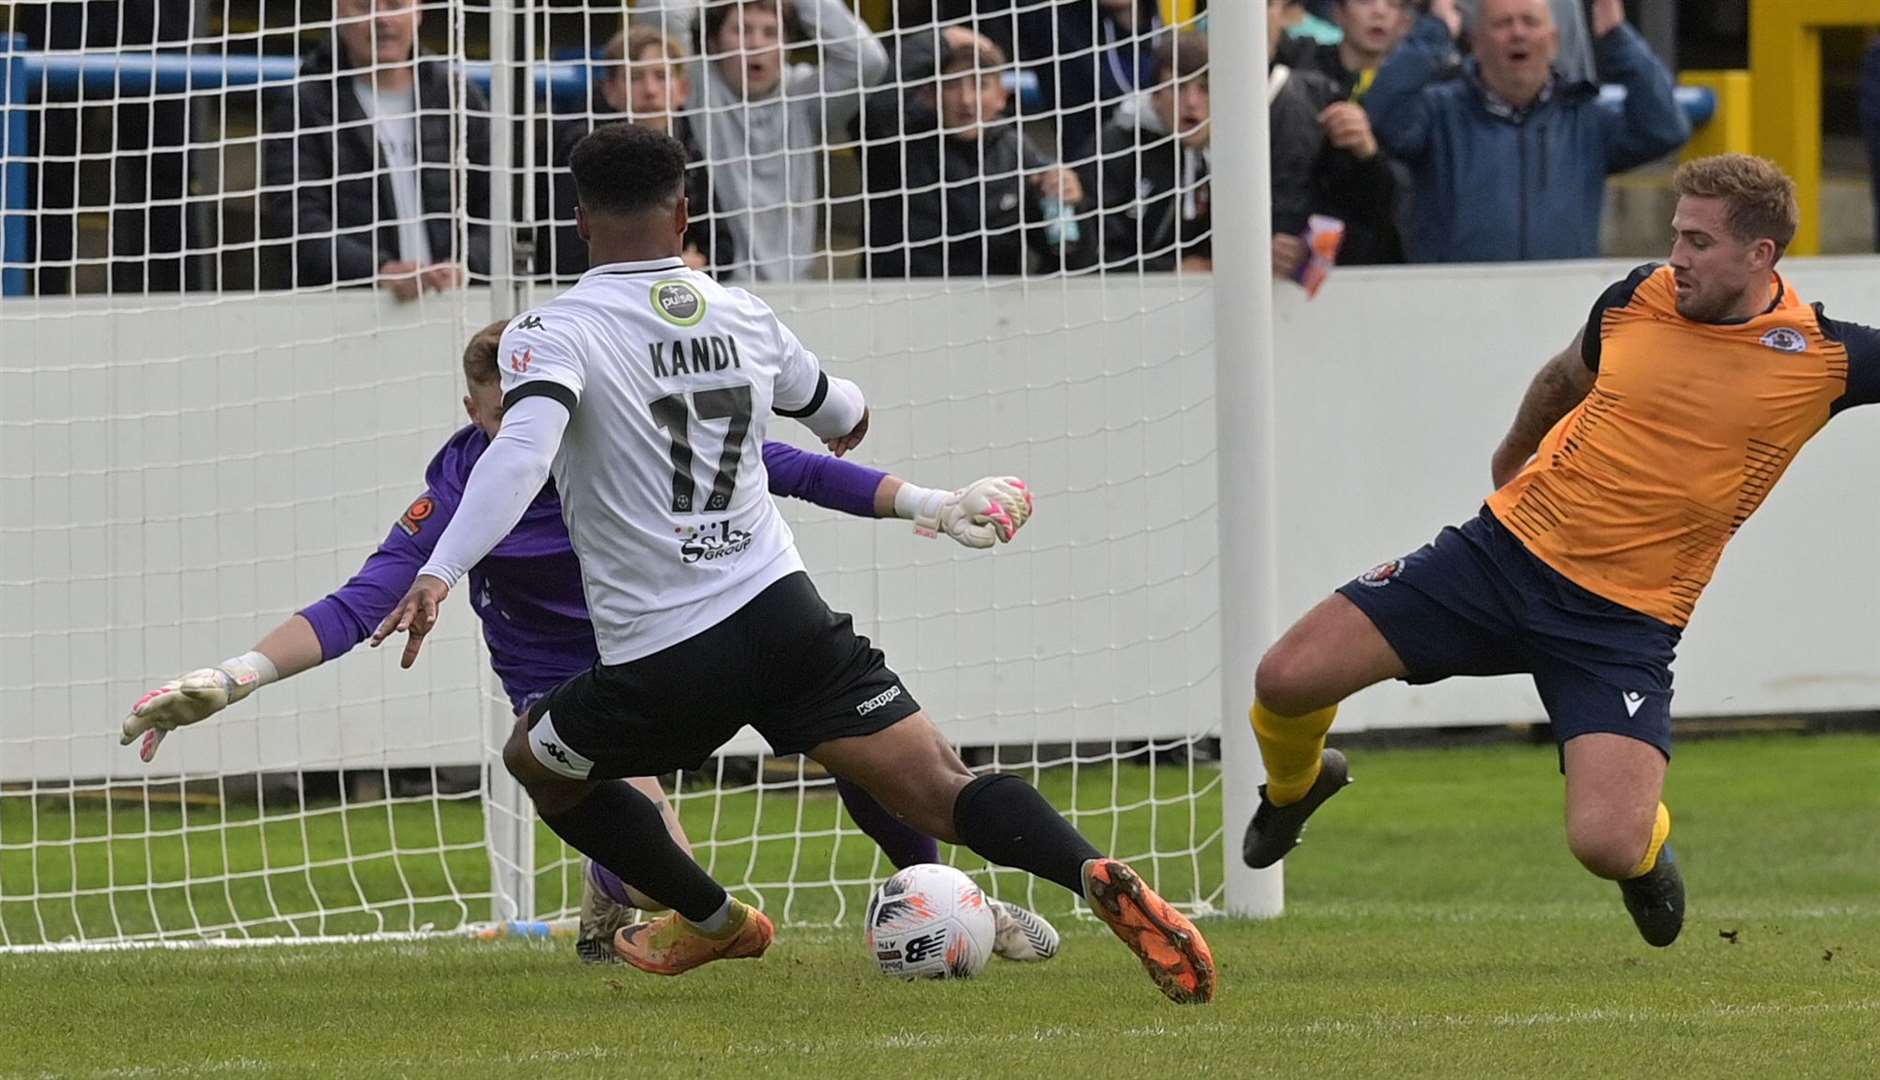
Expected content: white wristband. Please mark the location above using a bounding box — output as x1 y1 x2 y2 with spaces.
218 650 280 705
891 482 945 521
892 482 951 538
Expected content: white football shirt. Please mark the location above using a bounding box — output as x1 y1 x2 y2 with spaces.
496 256 835 663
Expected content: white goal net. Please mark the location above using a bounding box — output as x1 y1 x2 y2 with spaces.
0 0 1234 950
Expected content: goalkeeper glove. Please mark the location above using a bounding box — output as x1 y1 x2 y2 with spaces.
908 476 1034 549
121 651 278 762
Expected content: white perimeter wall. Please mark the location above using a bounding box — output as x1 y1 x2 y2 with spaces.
4 258 1877 781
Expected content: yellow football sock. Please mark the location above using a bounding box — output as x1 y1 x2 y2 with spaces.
1626 802 1672 878
1250 700 1338 806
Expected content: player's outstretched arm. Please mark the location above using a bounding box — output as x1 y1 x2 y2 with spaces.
1491 329 1597 489
121 498 448 760
120 615 321 762
760 442 1034 547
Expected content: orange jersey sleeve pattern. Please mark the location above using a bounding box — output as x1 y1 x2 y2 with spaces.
1487 265 1858 627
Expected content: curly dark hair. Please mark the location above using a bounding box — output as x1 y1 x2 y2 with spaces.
569 122 689 216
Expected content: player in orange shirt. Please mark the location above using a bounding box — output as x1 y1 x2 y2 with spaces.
1240 154 1880 947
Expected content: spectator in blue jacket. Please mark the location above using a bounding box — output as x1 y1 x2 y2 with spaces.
1365 0 1688 263
1861 37 1880 252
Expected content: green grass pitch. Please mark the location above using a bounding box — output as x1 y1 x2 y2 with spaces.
2 734 1877 1077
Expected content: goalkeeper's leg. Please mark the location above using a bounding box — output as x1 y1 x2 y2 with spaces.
808 713 1214 1004
833 776 938 868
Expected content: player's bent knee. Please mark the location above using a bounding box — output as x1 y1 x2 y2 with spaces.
500 718 544 784
1566 822 1651 880
1254 643 1332 718
501 718 587 816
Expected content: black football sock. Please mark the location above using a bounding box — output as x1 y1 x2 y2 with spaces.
952 774 1102 896
537 780 727 923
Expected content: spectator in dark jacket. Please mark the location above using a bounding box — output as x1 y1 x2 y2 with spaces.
1082 29 1212 272
1297 0 1416 101
540 25 729 280
1265 4 1401 274
1366 0 1689 263
864 37 1092 278
261 0 489 297
1274 0 1408 266
1861 37 1880 252
1008 0 1163 157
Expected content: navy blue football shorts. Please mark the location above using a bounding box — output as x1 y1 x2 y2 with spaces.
1336 506 1682 764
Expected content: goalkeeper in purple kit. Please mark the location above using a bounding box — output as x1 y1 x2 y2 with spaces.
121 320 1058 965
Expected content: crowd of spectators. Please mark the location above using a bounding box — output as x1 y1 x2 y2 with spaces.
15 0 1705 299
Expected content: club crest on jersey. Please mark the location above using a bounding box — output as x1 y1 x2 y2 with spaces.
1357 559 1402 587
397 495 436 536
1759 327 1807 353
651 279 706 327
510 347 532 373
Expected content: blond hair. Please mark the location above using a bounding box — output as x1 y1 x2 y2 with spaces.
1672 154 1800 254
604 23 689 68
462 319 507 385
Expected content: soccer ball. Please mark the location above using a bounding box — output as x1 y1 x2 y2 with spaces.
864 863 996 980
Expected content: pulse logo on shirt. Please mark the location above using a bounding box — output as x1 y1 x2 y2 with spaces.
678 520 753 564
651 279 706 327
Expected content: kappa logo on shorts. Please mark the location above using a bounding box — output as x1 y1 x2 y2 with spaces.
1622 691 1646 717
856 685 903 716
1759 327 1807 353
1357 559 1403 588
529 711 594 778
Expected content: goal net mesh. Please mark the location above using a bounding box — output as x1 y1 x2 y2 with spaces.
0 0 1225 949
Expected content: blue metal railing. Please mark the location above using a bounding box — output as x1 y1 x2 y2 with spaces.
0 35 1720 297
0 36 596 295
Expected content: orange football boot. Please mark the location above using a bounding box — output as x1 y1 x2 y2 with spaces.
612 899 774 976
1083 858 1216 1004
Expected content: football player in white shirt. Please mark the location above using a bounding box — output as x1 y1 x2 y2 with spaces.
374 123 1214 1004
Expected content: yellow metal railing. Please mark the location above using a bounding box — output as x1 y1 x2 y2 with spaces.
1749 0 1878 255
1679 70 1752 163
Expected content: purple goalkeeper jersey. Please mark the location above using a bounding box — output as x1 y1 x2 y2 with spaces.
298 425 886 711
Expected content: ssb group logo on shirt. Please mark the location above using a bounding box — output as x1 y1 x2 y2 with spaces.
651 279 706 327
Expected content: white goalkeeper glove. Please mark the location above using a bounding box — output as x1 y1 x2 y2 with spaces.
906 476 1034 549
121 651 278 763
